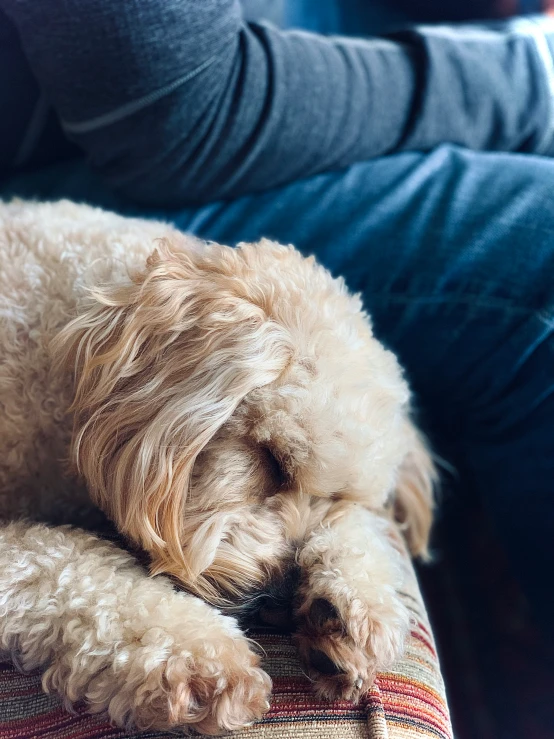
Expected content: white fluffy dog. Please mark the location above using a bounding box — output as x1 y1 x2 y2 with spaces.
0 200 435 735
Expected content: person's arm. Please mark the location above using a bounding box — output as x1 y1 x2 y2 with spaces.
2 0 554 205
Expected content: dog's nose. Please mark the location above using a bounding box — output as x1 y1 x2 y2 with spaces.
258 603 292 628
253 563 301 628
307 648 343 676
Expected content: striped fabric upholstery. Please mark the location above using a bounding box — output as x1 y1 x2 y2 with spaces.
0 542 452 739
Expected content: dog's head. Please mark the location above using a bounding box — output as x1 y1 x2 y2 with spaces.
55 237 432 604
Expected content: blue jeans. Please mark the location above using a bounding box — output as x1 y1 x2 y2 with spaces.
2 3 554 630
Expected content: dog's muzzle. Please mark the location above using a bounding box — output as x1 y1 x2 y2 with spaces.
237 563 301 629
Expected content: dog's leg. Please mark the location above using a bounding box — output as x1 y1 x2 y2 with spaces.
294 504 410 701
0 521 270 736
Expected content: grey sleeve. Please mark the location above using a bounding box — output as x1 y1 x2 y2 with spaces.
2 0 554 205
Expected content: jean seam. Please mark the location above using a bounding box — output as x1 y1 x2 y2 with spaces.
13 92 50 167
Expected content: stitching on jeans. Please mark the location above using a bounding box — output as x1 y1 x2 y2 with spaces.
60 33 236 135
536 309 554 325
13 92 50 167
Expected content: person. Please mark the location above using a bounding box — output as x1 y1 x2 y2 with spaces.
1 0 554 636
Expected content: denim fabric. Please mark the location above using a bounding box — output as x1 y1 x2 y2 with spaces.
1 1 554 629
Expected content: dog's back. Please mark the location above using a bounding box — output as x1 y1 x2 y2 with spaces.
0 200 175 521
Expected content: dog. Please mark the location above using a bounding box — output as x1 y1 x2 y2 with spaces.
0 199 435 735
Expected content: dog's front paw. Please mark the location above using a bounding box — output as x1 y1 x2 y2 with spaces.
77 608 271 736
159 636 270 735
116 634 270 735
294 587 409 702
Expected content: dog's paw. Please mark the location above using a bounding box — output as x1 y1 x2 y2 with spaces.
153 635 271 735
294 588 409 702
82 618 271 736
156 638 271 735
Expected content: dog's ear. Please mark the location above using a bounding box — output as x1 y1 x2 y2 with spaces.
393 422 436 560
52 238 293 579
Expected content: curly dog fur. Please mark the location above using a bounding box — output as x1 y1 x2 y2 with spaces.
0 200 435 735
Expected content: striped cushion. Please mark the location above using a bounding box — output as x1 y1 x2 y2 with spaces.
0 545 452 739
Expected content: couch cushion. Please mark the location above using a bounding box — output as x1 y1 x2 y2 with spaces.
0 538 452 739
